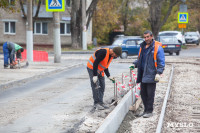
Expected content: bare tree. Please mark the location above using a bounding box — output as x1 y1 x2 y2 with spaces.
145 0 179 38
121 0 130 33
71 0 99 49
71 0 81 48
19 0 42 19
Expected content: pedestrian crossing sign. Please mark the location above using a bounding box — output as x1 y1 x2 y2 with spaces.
46 0 65 12
178 12 188 23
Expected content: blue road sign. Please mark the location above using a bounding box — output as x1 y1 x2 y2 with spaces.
46 0 65 12
178 12 188 23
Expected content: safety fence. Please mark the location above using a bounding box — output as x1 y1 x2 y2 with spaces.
114 69 141 100
20 49 49 62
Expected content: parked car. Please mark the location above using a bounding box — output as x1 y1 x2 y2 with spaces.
184 32 200 45
156 36 181 55
101 37 143 59
159 31 186 45
113 34 125 42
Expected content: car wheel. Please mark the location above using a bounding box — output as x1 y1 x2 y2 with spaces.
121 52 128 59
176 51 180 56
197 41 199 45
169 52 173 55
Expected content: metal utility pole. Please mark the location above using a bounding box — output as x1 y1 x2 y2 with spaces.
82 0 87 50
53 12 61 63
26 0 33 62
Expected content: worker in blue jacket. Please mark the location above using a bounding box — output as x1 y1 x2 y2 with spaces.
3 42 24 69
133 30 165 118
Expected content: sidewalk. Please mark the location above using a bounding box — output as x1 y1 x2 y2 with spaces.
0 54 90 91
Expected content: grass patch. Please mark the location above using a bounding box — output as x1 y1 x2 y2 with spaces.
181 45 187 49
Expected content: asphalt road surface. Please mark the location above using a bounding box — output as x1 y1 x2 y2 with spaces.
0 63 130 133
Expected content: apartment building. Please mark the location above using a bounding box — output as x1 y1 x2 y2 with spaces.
0 0 92 48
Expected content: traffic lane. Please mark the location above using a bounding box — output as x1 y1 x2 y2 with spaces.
162 44 200 57
180 44 200 57
0 62 131 133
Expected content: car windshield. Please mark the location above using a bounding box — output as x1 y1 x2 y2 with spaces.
159 33 178 36
159 36 179 44
112 39 123 46
185 32 198 36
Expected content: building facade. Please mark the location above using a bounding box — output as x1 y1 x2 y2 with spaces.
0 0 92 48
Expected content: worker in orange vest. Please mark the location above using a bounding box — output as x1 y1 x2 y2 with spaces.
133 30 165 118
87 47 122 110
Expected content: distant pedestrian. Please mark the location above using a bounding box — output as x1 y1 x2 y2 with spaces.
87 47 122 110
3 42 24 69
133 30 165 118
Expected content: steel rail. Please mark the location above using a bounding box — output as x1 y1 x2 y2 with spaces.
156 64 174 133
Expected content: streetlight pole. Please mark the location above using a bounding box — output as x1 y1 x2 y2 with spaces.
53 12 61 63
26 0 33 62
82 0 87 50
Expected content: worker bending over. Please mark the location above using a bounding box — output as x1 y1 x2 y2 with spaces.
3 42 24 69
87 47 122 110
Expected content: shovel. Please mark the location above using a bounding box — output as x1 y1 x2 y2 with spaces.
110 78 118 106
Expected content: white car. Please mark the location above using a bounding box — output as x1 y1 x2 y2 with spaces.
158 31 186 45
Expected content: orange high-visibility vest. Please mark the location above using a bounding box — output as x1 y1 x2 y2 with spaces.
87 48 113 77
138 41 162 69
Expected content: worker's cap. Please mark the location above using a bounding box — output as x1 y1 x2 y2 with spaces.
113 47 122 57
21 48 24 52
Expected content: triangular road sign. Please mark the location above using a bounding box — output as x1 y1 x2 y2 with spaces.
178 12 188 23
180 14 186 21
50 0 61 7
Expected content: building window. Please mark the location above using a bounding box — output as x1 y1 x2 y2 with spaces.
4 22 16 34
9 0 15 6
66 0 71 7
34 22 48 34
60 22 71 35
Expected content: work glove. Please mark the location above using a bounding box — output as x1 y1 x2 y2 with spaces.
93 76 98 83
108 76 115 83
155 74 161 82
129 64 135 70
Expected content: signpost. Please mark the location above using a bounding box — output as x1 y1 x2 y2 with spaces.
178 12 188 32
46 0 65 12
46 0 65 63
178 12 188 23
178 24 186 29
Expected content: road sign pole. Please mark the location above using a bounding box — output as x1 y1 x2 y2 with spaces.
53 12 61 63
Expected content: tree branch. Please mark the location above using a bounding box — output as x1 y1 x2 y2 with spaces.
34 0 41 18
19 0 26 18
86 0 99 29
160 0 179 29
145 0 150 6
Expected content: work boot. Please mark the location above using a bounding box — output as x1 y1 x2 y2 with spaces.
99 103 109 109
143 113 153 118
96 104 105 110
4 65 9 69
136 111 146 117
10 65 17 69
93 104 97 109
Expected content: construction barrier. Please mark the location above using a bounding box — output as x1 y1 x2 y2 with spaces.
20 49 49 62
115 70 140 98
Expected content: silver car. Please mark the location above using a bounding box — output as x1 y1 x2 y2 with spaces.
184 32 200 45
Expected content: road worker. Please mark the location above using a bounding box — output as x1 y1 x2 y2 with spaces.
87 47 122 110
3 42 24 69
133 30 165 118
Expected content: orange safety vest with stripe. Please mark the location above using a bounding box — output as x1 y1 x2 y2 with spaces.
138 41 162 69
87 48 113 77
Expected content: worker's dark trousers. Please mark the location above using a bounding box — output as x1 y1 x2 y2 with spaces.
3 42 12 66
87 67 105 105
140 82 156 113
